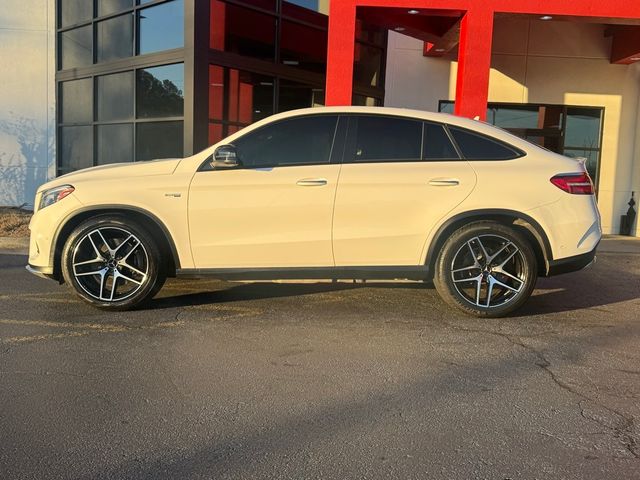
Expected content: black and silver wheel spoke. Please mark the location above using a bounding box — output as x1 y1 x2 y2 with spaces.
450 234 527 309
72 227 149 302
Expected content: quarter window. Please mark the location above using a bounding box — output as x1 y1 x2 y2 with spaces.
350 116 422 162
233 115 338 168
449 127 521 160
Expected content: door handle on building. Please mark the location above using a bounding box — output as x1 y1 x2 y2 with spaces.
296 178 328 186
428 178 460 186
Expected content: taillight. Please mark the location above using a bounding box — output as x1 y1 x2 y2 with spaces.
550 173 594 195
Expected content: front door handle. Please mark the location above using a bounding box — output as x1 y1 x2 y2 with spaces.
429 178 460 187
297 178 328 187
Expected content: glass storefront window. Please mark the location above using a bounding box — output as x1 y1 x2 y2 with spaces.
59 126 93 172
284 0 319 11
97 124 134 164
97 0 134 17
210 2 276 61
208 65 275 145
138 0 184 55
60 78 93 124
97 71 134 121
565 108 602 149
279 79 324 112
281 21 327 73
97 13 134 62
136 121 184 160
492 106 539 129
60 0 92 27
136 64 184 118
59 26 92 70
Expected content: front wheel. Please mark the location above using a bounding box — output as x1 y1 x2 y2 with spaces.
433 222 538 317
61 215 166 310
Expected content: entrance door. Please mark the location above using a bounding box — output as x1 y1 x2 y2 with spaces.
188 115 342 268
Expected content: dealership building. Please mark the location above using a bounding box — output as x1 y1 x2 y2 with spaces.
1 0 639 236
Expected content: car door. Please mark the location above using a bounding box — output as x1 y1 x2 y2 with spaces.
332 116 477 266
188 114 343 268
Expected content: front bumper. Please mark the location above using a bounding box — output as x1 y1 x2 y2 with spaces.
547 247 597 276
25 264 56 280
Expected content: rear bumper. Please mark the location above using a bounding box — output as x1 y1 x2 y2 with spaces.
547 248 597 276
26 264 56 280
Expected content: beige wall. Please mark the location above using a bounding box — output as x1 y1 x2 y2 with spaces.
0 0 56 208
385 17 640 236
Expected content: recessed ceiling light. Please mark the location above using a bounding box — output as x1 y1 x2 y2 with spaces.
408 9 420 15
394 26 406 32
540 15 553 20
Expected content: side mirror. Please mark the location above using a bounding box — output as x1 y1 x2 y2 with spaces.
212 144 239 168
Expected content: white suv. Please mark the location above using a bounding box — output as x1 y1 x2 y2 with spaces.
27 107 601 317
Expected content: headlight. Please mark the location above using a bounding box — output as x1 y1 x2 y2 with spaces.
39 185 75 210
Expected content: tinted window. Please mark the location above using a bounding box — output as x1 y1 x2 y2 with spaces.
59 26 92 70
136 121 184 161
97 124 133 164
234 116 338 168
136 64 184 118
59 126 93 173
60 0 92 27
96 13 133 62
97 71 134 121
97 0 133 17
351 116 422 162
449 127 520 160
60 78 92 124
423 123 459 160
138 0 184 55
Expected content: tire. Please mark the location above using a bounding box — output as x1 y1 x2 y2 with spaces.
61 215 166 310
433 221 538 318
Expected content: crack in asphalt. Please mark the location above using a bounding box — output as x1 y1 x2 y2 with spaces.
438 319 639 459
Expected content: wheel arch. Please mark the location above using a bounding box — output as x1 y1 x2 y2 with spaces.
425 209 553 278
50 205 180 282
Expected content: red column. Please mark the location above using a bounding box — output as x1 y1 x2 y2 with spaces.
454 9 494 120
325 0 357 106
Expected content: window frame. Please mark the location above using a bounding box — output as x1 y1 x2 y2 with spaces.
199 113 344 171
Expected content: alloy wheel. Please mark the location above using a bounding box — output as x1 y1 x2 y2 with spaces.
450 234 527 309
71 227 149 302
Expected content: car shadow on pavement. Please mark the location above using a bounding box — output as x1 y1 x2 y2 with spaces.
148 281 431 311
148 255 639 318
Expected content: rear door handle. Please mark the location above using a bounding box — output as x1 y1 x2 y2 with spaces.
429 178 460 187
297 178 328 187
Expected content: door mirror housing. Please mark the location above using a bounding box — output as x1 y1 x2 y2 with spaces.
212 144 239 168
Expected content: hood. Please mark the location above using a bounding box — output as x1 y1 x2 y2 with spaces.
39 158 183 192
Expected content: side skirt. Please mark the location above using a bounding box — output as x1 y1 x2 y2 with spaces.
176 266 430 281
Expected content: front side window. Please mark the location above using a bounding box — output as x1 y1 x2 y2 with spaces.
449 126 521 160
350 115 422 162
233 115 338 168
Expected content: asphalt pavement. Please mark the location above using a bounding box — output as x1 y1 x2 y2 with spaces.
1 237 639 479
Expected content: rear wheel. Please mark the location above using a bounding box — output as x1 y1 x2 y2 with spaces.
61 215 166 310
433 222 537 317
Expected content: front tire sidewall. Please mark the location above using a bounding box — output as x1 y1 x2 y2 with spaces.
434 222 537 318
62 216 165 310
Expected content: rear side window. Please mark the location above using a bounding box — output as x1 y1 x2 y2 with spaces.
449 126 521 160
423 122 460 160
234 115 338 168
350 115 422 162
